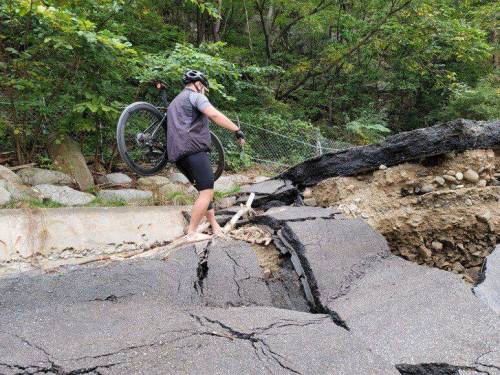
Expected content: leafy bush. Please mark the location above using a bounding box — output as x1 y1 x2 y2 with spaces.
440 76 500 121
346 110 391 144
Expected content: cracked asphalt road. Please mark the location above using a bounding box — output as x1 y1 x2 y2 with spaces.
1 201 499 374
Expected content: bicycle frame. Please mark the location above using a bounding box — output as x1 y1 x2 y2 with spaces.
143 84 170 141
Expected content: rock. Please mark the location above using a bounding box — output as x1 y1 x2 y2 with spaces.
379 164 388 170
452 262 465 273
137 176 171 189
158 183 188 197
434 176 445 186
431 241 443 251
254 176 270 183
48 135 94 191
455 172 463 180
168 172 190 184
104 173 132 187
489 178 500 186
0 179 42 201
0 165 22 184
33 184 94 206
476 211 491 223
465 198 473 206
17 167 73 186
463 169 479 183
477 179 487 187
0 186 11 205
217 196 237 209
98 189 153 203
443 175 457 183
420 184 433 194
474 245 500 314
418 245 432 259
214 174 251 192
446 170 456 176
303 197 317 206
303 187 313 198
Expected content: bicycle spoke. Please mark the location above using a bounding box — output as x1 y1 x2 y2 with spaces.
123 108 166 169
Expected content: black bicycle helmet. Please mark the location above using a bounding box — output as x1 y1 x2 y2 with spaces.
182 70 210 88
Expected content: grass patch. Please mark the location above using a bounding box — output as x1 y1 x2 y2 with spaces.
214 185 241 200
164 191 195 206
2 198 64 209
85 197 127 207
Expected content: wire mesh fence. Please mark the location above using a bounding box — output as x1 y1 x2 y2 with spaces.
211 118 350 174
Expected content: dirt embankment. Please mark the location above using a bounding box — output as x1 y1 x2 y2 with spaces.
311 149 500 282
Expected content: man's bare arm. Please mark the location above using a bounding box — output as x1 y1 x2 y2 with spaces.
202 105 239 132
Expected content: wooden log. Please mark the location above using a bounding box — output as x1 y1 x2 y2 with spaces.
278 119 500 187
223 193 255 234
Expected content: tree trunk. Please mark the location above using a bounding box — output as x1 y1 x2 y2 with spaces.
278 119 500 186
196 9 204 45
212 0 222 41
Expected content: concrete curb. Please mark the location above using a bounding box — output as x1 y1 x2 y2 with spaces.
0 206 186 274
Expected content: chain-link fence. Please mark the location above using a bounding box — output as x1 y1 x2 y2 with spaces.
211 118 350 173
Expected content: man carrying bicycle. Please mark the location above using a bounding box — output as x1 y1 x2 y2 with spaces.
167 70 245 241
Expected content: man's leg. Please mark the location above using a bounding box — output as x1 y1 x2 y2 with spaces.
206 203 223 236
187 189 214 234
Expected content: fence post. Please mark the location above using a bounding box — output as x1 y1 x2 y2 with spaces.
316 129 323 156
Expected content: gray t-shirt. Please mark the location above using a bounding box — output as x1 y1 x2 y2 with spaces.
166 89 212 162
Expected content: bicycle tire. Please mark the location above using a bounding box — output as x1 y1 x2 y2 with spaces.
210 131 225 181
116 102 169 176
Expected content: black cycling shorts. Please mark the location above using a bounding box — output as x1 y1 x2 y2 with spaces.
175 152 214 192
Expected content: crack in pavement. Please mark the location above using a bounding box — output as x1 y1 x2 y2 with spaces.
249 213 349 329
189 314 328 374
193 241 212 296
224 249 253 299
0 330 123 374
279 224 349 329
396 362 496 375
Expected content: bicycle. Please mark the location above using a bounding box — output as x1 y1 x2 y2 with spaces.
116 81 225 179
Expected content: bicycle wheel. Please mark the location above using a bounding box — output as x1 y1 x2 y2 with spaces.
116 102 169 176
209 131 225 181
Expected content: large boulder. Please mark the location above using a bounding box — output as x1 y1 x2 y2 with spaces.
0 179 42 201
0 165 22 184
0 185 11 205
168 172 190 184
33 184 94 206
48 136 94 191
101 172 132 187
98 189 153 203
17 167 73 186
